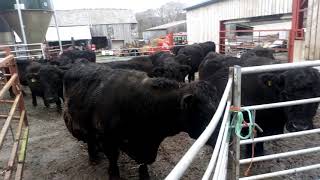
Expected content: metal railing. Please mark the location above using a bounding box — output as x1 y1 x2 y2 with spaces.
166 59 320 180
0 55 29 180
98 44 187 57
166 73 233 180
232 60 320 180
0 43 45 60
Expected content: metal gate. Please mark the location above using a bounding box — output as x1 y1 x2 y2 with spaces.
166 60 320 180
0 53 29 180
219 29 291 62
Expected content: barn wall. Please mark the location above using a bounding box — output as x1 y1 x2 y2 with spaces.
90 23 138 45
186 0 293 47
304 0 320 60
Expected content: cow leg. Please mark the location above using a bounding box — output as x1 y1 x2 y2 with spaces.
56 99 62 113
139 164 150 180
105 145 120 179
9 87 15 98
87 133 100 165
31 92 37 107
42 97 49 108
188 73 195 82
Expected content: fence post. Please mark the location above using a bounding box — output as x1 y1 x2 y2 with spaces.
41 44 46 60
231 65 242 180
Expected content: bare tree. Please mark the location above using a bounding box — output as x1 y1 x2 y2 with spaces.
135 1 186 38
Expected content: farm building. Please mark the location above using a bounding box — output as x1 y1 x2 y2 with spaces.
142 20 186 41
185 0 320 61
46 9 138 49
185 0 293 58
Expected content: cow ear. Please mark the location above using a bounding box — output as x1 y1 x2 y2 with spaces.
258 73 284 90
180 94 193 109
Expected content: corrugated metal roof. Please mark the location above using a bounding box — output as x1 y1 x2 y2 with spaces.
145 20 186 31
49 9 137 27
185 0 221 11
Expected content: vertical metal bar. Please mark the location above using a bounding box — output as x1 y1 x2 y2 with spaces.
49 0 63 54
15 0 27 44
219 21 226 54
289 0 301 62
41 44 46 59
231 65 242 180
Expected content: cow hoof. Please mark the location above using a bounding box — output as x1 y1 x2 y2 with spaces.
89 157 100 165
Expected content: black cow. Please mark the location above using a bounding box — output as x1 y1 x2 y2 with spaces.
199 52 240 80
240 46 275 60
105 53 192 82
26 62 48 107
105 56 154 75
178 44 204 82
170 45 185 55
199 56 320 156
26 63 64 112
63 63 219 179
60 49 96 63
199 41 216 57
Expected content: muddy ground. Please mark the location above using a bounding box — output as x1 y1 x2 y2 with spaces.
0 88 320 180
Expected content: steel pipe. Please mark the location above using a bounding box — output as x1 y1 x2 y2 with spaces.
165 78 233 180
0 43 42 48
241 128 320 145
239 163 320 180
241 97 320 111
240 146 320 165
15 0 27 44
212 122 230 180
202 101 231 180
241 60 320 74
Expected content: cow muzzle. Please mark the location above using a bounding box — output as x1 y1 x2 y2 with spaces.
286 121 313 132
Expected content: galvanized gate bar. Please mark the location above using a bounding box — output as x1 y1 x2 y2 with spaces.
240 127 320 145
165 78 233 180
240 146 320 164
241 97 320 111
202 101 231 180
241 60 320 74
239 163 320 180
212 120 231 180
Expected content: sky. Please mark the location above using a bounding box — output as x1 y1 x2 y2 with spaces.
52 0 205 12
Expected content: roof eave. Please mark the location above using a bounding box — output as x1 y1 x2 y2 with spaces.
184 0 219 11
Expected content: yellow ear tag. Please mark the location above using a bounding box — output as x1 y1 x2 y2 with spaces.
31 78 37 82
267 80 272 87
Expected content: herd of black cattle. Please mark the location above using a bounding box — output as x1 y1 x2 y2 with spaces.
11 42 320 179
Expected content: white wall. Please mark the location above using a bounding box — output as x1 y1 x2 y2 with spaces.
186 0 293 50
304 0 320 60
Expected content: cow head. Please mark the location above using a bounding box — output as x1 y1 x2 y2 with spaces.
38 65 64 104
181 81 218 143
26 62 42 90
259 68 320 132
